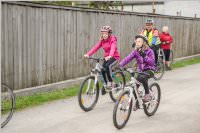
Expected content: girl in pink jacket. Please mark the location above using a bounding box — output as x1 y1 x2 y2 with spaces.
84 26 120 92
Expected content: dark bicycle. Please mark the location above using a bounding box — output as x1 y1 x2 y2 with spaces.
154 47 165 80
78 57 126 112
1 84 15 128
169 49 174 66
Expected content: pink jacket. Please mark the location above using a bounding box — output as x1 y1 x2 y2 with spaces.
87 35 120 60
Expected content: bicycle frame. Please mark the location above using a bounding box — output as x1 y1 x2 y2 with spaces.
158 47 165 61
86 58 122 93
125 77 144 109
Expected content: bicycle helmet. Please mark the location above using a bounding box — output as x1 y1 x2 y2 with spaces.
135 34 148 44
145 18 154 24
100 25 112 33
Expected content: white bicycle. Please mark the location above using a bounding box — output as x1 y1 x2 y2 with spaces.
113 68 161 129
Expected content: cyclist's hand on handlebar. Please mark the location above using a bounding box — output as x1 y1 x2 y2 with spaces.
84 54 89 58
123 65 129 69
118 65 128 71
105 56 112 61
117 66 124 71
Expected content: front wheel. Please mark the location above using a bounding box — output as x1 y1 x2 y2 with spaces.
169 50 174 66
113 90 132 129
109 70 126 102
143 83 161 116
154 57 165 80
78 76 99 112
1 84 15 128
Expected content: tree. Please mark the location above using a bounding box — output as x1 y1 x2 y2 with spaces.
89 1 122 10
32 1 78 6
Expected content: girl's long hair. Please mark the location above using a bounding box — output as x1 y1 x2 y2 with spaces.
141 41 149 51
99 32 112 41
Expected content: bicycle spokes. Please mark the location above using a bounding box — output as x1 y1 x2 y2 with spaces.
81 79 97 108
116 94 131 123
1 84 15 128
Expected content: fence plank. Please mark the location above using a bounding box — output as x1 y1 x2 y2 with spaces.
1 2 200 90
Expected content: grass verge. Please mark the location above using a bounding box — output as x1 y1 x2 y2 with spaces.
3 57 200 112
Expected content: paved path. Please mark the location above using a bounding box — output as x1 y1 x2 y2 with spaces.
2 64 200 133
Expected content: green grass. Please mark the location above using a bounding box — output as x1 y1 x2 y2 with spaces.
171 57 200 69
2 57 200 112
13 85 79 111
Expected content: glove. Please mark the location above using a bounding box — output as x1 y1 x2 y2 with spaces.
139 50 146 58
84 54 89 58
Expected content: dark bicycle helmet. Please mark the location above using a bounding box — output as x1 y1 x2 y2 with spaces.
135 34 148 44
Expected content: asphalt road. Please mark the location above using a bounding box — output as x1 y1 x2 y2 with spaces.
2 63 200 133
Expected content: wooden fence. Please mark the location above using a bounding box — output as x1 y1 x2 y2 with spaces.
2 2 200 90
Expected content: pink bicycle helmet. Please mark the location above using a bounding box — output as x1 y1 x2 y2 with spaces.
100 25 112 33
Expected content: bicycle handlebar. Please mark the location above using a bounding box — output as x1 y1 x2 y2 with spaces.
87 57 104 62
122 67 151 77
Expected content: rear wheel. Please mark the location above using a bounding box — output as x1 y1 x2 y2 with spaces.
169 50 174 66
154 54 165 80
143 83 161 116
1 84 15 128
109 70 126 102
78 76 99 112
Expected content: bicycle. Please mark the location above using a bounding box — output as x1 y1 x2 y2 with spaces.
113 67 161 129
78 57 126 112
154 46 165 80
1 83 15 128
169 49 174 66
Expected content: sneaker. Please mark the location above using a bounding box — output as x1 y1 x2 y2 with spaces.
107 82 112 88
101 87 106 95
165 65 172 71
133 101 140 111
101 83 107 95
143 94 152 102
167 66 172 71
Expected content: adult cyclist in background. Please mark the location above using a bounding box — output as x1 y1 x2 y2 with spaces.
140 18 161 65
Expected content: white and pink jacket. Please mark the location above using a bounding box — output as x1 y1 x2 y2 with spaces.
87 35 120 61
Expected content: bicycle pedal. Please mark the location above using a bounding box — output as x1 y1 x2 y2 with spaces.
105 88 112 92
101 88 107 95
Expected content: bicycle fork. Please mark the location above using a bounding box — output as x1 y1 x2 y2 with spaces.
86 74 98 95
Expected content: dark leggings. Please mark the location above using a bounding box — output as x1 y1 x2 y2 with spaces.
153 49 158 64
164 49 170 61
151 45 159 64
102 58 117 83
136 70 154 94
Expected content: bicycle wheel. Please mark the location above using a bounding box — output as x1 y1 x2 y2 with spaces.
78 76 99 112
109 70 126 102
169 50 174 66
113 90 132 129
160 48 166 62
143 83 161 116
154 56 165 80
1 84 15 128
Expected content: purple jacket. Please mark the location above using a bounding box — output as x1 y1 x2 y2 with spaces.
119 48 155 71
